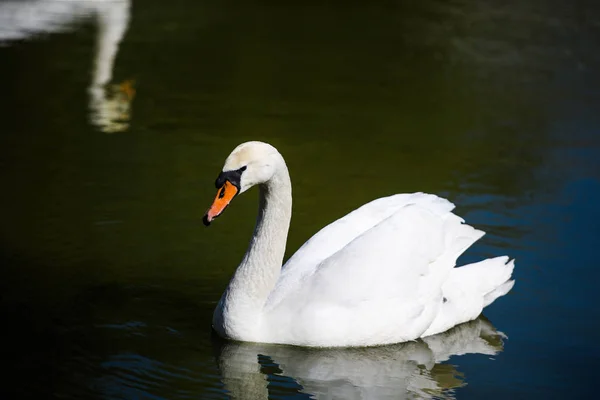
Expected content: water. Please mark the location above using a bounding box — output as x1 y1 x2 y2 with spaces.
1 0 599 398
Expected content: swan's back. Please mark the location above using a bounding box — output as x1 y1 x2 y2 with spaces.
263 193 514 347
267 193 454 308
268 193 453 303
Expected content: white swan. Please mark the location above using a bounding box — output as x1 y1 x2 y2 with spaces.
204 141 515 347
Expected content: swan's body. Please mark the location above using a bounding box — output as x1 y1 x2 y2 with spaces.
205 142 515 347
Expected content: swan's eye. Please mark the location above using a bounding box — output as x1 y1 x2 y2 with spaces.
238 166 247 173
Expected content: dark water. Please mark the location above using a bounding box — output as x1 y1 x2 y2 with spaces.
1 0 599 398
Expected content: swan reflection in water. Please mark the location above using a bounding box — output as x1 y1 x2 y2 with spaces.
214 317 505 400
0 0 134 133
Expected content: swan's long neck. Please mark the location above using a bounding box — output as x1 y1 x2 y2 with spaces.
214 162 292 340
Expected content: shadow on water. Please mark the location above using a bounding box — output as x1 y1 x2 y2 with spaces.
212 317 505 400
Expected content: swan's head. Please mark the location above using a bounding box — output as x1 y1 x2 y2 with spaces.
203 141 281 226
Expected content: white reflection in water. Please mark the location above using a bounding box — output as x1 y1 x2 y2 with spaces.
0 0 134 133
216 317 505 400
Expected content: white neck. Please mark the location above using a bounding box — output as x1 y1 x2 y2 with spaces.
213 161 292 341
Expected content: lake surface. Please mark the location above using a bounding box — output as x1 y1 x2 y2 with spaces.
1 0 599 398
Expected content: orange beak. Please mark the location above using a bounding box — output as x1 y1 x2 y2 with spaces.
203 181 238 226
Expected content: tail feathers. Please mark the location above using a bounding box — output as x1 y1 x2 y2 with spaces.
422 256 515 338
483 279 515 307
455 256 515 297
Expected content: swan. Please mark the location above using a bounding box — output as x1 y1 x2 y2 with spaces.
204 141 515 347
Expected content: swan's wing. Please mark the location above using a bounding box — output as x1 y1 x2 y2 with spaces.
266 193 456 309
265 194 486 346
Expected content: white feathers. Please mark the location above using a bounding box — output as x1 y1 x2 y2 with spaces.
212 142 516 347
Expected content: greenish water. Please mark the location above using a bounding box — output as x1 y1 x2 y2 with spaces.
1 0 599 398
